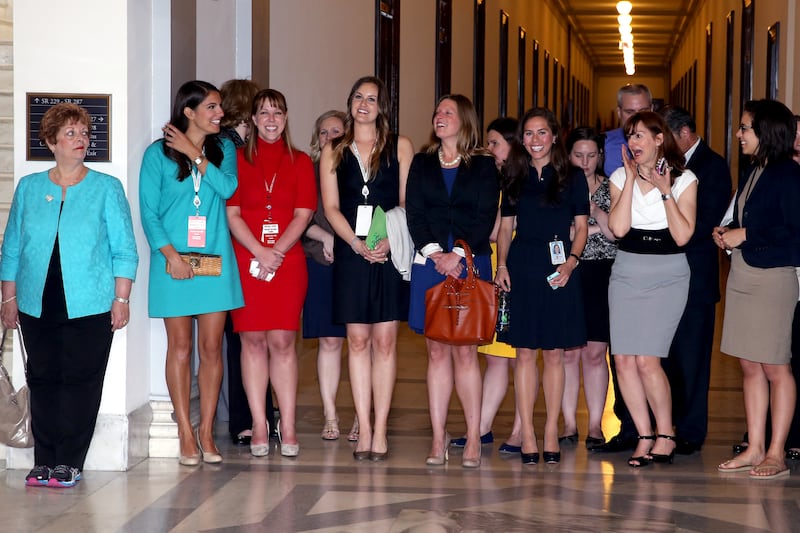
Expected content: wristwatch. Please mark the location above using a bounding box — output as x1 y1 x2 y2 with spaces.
569 253 580 266
661 193 673 201
193 154 204 166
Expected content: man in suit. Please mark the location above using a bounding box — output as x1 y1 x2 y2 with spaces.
660 105 732 454
594 84 653 453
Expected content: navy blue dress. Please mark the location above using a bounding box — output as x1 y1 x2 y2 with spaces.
498 164 589 349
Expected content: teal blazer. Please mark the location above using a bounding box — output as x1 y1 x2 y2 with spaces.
0 169 138 318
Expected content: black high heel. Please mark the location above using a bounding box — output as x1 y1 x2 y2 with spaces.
543 451 561 464
520 452 540 465
650 434 676 464
627 435 655 468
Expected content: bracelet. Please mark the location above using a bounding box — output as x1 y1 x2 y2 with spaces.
496 265 508 270
113 296 130 305
350 236 360 248
1 295 16 304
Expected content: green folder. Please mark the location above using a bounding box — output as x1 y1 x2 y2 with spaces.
366 206 387 250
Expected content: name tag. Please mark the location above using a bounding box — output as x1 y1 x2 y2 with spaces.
354 205 373 237
261 223 280 245
549 239 565 265
187 216 206 248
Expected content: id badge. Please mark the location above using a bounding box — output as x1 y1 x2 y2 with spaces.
261 222 279 245
354 204 373 237
187 216 207 248
549 239 566 265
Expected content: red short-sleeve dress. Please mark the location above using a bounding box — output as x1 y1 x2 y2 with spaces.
228 137 317 332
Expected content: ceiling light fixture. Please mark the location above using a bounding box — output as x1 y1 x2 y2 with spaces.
616 2 635 75
616 1 632 15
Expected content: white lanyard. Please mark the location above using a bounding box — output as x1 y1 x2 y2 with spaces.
351 142 374 203
190 167 202 214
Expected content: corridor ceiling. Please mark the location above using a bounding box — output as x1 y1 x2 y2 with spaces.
553 0 703 73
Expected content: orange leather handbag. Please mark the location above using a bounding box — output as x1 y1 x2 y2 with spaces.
424 239 498 346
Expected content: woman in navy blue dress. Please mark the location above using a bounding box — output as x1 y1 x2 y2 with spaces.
495 108 589 465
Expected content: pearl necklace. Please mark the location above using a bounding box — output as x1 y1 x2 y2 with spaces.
438 148 461 167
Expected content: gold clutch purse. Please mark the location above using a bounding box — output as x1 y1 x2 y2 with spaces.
166 252 222 276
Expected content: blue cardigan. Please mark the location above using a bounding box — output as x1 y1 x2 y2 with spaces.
0 169 138 318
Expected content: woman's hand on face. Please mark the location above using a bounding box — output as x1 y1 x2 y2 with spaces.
162 123 194 157
110 300 130 331
1 300 18 330
622 145 637 177
168 256 194 280
495 267 511 292
643 167 672 195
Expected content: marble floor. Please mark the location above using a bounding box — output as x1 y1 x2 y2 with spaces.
2 318 799 532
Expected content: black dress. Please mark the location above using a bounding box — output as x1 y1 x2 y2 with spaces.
332 135 410 324
498 164 589 349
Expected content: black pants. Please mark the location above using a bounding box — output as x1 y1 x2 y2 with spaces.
20 312 113 471
225 313 275 437
663 300 716 444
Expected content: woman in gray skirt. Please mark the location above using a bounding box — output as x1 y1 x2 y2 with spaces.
715 100 800 479
608 111 698 467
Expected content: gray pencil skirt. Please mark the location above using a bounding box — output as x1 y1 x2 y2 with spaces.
608 250 690 357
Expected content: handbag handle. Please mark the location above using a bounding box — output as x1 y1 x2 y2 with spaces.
447 239 478 289
0 326 28 376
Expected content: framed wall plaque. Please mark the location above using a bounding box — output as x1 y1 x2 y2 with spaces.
27 93 111 162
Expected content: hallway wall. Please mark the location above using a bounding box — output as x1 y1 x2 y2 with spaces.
267 0 594 149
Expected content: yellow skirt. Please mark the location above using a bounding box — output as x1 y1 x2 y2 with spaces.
478 242 516 358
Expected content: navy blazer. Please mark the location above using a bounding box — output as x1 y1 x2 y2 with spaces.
406 152 500 256
730 158 800 268
684 140 732 304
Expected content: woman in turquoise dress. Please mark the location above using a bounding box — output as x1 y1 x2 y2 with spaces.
139 80 244 466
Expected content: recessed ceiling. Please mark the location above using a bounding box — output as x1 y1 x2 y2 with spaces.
553 0 704 74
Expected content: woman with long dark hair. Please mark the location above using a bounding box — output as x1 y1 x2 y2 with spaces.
715 100 800 479
140 80 243 466
320 76 414 461
495 107 589 466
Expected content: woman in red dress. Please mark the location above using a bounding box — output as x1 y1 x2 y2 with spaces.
227 89 316 457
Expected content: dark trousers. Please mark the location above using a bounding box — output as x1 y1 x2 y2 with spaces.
19 312 113 471
225 313 275 437
663 300 715 444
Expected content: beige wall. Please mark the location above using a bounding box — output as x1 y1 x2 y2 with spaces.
267 0 595 150
268 0 373 151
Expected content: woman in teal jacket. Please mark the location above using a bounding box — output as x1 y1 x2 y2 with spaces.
0 103 138 488
139 80 243 466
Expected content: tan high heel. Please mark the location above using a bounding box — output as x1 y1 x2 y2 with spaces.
426 433 450 466
250 421 270 457
196 429 222 464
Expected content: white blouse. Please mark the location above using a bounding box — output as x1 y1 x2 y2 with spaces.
609 167 698 230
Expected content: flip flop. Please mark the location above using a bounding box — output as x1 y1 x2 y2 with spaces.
717 458 754 472
749 462 790 480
